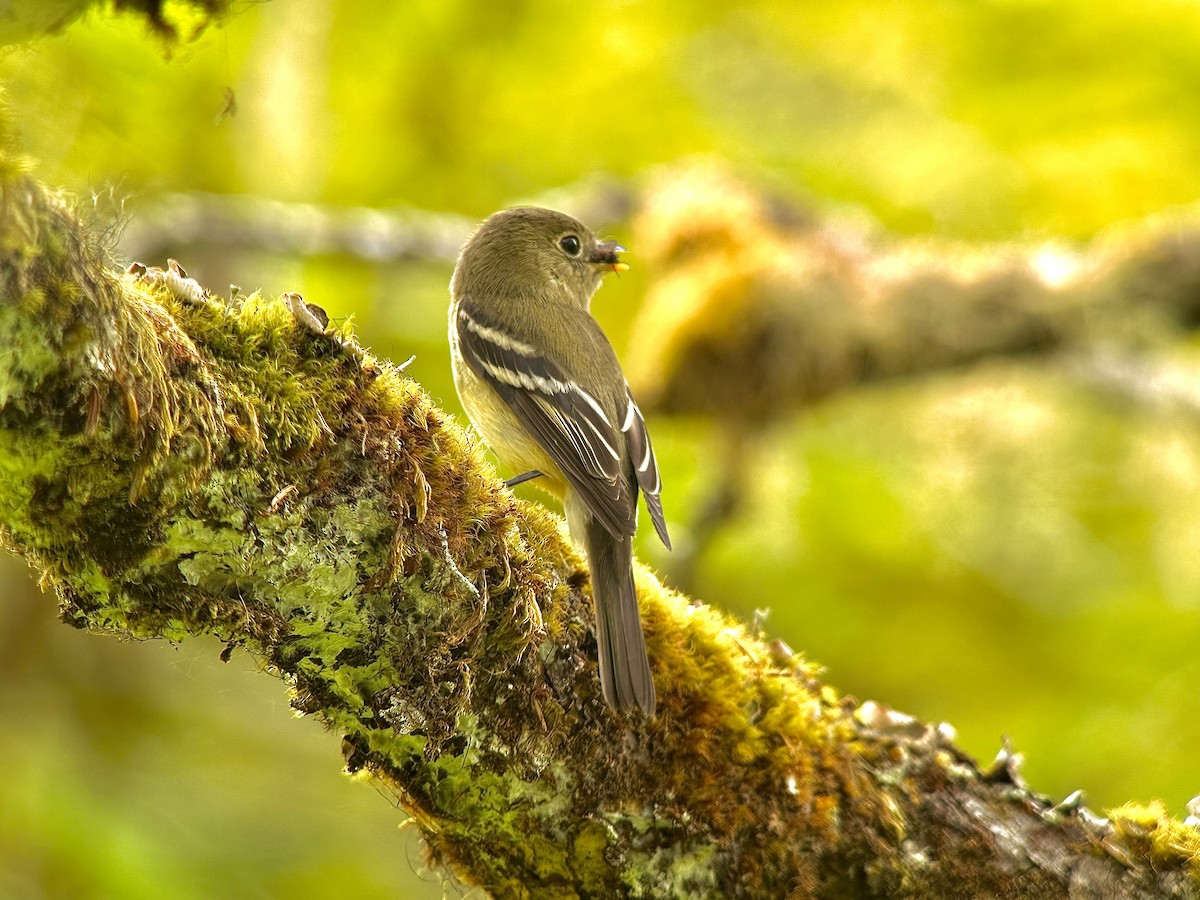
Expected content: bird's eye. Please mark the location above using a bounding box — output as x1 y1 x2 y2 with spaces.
559 235 581 256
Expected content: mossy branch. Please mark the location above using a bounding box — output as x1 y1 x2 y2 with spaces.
2 168 1199 899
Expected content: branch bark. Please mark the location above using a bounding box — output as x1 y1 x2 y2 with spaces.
2 165 1198 898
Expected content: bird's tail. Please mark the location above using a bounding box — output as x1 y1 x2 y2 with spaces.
585 517 656 717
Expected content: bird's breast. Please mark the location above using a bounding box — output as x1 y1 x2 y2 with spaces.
450 349 568 499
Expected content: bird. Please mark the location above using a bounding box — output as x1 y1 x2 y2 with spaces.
448 207 670 717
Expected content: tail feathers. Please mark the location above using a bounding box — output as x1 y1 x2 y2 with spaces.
587 520 656 717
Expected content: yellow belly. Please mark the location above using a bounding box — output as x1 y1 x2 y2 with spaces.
452 352 568 500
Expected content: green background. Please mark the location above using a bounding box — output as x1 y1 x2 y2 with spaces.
3 1 1200 896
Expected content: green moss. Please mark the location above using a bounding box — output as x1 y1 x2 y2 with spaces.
1108 801 1200 881
571 821 614 894
0 303 58 403
625 838 719 898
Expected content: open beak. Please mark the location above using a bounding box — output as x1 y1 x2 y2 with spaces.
587 240 630 273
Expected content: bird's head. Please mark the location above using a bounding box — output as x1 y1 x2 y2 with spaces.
452 206 628 310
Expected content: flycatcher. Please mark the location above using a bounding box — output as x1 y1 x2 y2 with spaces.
449 207 670 716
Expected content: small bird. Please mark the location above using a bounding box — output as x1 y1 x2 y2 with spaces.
449 207 670 716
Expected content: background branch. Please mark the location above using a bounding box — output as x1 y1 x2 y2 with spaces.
624 162 1200 582
630 161 1200 423
117 179 636 267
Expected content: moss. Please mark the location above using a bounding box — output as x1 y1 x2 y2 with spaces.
625 838 719 898
1108 801 1200 881
572 821 617 895
0 302 59 402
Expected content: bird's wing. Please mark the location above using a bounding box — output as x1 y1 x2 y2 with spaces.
619 387 671 549
455 303 635 539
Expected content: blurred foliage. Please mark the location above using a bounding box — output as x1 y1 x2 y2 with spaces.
4 0 1200 897
9 0 1200 235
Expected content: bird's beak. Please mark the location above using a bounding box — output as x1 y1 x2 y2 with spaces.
588 240 630 273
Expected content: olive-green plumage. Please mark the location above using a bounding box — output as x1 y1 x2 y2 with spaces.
449 207 670 716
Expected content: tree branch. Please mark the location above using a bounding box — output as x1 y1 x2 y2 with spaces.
629 161 1200 424
115 177 636 267
2 165 1198 898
